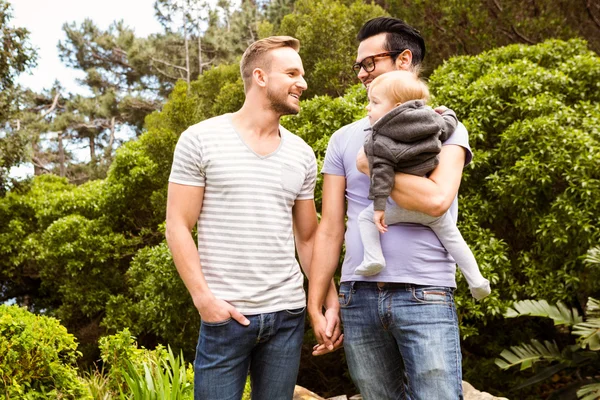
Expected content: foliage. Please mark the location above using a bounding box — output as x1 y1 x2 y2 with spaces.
382 0 600 75
495 295 600 398
0 0 37 192
0 304 87 399
279 0 386 98
429 38 600 322
118 347 192 400
103 242 198 355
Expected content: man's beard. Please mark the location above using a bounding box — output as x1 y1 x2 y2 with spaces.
266 86 299 116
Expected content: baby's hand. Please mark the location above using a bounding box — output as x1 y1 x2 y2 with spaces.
434 105 448 114
356 147 369 175
373 210 388 233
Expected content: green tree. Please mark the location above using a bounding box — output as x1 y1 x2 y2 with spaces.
0 0 37 193
428 38 600 395
279 0 386 98
381 0 600 74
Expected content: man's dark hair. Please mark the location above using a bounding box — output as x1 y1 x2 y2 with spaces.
357 17 426 67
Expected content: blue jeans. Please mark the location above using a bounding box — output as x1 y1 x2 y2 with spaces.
339 282 463 400
194 307 306 400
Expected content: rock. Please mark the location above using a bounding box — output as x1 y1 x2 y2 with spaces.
293 385 326 400
294 381 508 400
463 381 509 400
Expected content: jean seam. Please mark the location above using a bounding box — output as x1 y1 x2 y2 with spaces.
410 287 450 305
201 317 232 327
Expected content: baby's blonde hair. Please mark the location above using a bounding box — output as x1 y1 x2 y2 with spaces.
369 70 430 104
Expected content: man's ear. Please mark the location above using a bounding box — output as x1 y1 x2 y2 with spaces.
253 68 267 88
395 49 413 71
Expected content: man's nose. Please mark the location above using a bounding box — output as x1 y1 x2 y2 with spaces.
357 66 369 82
296 76 308 91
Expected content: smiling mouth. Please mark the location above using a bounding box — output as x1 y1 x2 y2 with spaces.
289 93 300 100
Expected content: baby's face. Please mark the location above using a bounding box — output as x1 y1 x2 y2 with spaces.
366 85 397 126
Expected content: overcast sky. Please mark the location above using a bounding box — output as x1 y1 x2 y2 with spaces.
13 0 163 94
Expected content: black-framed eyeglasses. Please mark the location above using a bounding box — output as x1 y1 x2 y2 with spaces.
352 51 405 76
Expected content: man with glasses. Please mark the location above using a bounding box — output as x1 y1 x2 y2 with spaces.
308 17 472 399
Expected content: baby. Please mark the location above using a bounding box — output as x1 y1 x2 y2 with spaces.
357 70 490 300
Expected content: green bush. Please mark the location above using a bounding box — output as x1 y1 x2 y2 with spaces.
0 305 87 399
430 38 600 396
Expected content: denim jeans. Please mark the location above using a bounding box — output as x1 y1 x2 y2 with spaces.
339 282 463 400
194 307 306 400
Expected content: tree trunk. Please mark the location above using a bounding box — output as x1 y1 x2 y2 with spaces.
57 131 65 177
184 11 191 92
89 136 96 161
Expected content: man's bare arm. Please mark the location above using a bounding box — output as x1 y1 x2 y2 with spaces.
292 199 318 276
165 182 249 325
308 174 346 355
390 145 466 216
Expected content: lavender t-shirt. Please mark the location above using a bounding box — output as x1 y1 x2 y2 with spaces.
322 117 473 287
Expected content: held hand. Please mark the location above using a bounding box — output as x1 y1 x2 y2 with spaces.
356 147 370 175
197 296 250 326
309 308 344 356
374 210 388 233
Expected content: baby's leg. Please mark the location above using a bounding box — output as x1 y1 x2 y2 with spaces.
428 213 490 300
356 204 386 276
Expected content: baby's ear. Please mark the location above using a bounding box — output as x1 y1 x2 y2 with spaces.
394 102 403 107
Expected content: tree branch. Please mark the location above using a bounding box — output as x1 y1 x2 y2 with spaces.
511 24 535 44
151 57 188 73
42 93 61 118
586 0 600 30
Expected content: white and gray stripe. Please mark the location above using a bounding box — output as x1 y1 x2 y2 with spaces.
169 113 316 314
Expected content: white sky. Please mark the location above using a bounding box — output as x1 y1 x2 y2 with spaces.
12 0 163 94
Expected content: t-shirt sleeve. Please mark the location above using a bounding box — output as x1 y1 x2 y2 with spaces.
297 150 317 200
168 129 206 186
321 129 346 176
442 121 473 166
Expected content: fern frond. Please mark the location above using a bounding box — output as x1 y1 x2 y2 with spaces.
584 247 600 266
586 298 600 319
577 382 600 400
505 299 582 326
573 318 600 351
495 339 563 370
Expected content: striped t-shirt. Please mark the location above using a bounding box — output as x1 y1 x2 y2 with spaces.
169 113 317 314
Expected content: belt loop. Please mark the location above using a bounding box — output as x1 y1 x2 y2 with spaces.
350 281 356 293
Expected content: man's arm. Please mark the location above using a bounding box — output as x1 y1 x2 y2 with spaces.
165 182 249 325
308 174 346 355
356 144 466 217
292 199 318 276
390 144 466 217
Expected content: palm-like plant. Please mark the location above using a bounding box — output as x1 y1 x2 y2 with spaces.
495 247 600 400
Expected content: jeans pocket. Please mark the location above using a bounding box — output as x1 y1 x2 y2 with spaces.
284 306 306 316
338 283 353 308
411 287 451 304
201 317 232 327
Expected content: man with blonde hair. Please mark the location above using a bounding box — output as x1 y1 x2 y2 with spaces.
166 36 338 400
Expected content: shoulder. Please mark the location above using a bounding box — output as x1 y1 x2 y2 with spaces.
280 126 314 157
185 114 231 138
330 117 370 144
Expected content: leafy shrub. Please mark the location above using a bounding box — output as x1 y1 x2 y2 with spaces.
0 305 87 399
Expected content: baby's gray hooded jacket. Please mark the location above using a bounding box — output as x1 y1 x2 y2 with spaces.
364 99 458 211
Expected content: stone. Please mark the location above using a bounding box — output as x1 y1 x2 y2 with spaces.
293 385 326 400
463 381 509 400
293 381 508 400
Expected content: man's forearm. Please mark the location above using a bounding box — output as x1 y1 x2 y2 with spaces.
308 227 344 314
390 145 466 217
165 225 213 308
